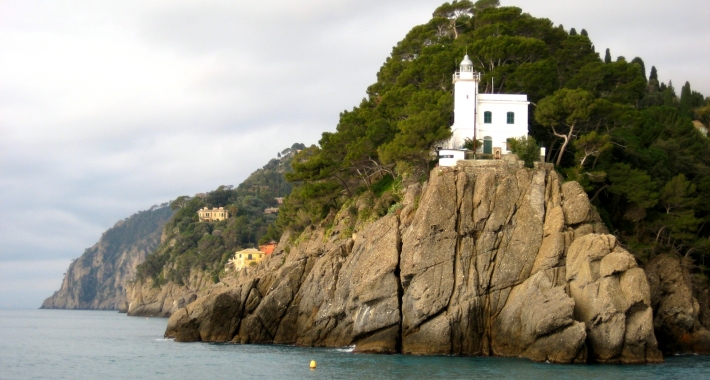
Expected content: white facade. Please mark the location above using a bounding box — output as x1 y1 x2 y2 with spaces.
448 55 529 154
437 149 466 167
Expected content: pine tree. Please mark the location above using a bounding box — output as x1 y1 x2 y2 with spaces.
580 29 588 37
649 66 658 81
663 80 677 106
631 57 647 81
570 28 577 36
604 48 612 64
680 81 693 117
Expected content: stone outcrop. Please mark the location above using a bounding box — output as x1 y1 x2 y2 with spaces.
125 269 212 317
565 234 662 363
163 161 664 363
41 206 173 310
645 254 710 355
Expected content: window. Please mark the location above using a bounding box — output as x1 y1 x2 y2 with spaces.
248 254 253 260
239 254 242 258
507 112 514 124
483 136 493 154
484 111 492 124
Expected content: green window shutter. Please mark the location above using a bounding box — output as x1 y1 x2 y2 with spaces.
507 112 514 124
484 111 492 124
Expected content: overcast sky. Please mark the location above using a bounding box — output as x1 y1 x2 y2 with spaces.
1 0 708 309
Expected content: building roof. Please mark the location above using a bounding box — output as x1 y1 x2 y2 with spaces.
259 242 276 255
460 54 473 67
235 248 262 255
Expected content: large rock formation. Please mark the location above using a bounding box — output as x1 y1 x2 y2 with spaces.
645 254 710 355
162 161 664 363
126 270 213 317
41 206 173 311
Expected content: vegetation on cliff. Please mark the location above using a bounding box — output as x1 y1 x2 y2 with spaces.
135 144 304 286
42 205 174 309
269 2 710 279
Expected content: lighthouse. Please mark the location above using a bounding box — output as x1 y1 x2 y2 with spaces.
449 54 480 150
441 54 530 166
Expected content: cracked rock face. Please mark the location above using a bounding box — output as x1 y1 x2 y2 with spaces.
163 162 664 363
645 254 710 355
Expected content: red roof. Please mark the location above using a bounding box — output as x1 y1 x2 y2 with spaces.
259 242 276 255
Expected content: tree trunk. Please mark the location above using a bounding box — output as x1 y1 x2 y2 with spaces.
554 124 575 166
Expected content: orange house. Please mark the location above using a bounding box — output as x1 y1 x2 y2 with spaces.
259 242 276 255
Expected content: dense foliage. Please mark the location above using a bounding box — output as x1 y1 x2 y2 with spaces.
135 144 303 286
271 2 710 278
134 2 710 285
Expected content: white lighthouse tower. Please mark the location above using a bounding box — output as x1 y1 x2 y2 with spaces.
439 54 530 166
449 54 480 150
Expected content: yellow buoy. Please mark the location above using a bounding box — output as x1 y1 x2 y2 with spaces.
309 360 317 370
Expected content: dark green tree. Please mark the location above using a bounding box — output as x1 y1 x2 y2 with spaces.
574 131 612 169
170 196 191 210
507 135 540 167
631 57 647 82
473 0 500 13
535 88 596 166
604 48 612 64
679 81 693 117
607 163 658 209
433 1 474 39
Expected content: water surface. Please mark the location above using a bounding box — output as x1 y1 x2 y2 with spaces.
1 309 709 379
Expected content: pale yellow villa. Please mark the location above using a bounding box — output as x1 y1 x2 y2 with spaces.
197 207 229 222
230 248 266 270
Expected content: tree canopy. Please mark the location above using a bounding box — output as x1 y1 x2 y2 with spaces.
131 3 710 286
270 3 710 278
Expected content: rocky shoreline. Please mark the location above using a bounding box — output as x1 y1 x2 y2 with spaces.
128 162 710 363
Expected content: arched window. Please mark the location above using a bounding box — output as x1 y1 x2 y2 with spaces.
484 111 492 124
507 112 514 124
483 136 493 154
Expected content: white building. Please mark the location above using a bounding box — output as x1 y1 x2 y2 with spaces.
442 54 529 165
437 149 466 167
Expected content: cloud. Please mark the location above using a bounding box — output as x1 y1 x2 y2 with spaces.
1 0 709 308
0 259 71 309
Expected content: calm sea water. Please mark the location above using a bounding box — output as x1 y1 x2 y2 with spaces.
1 310 710 379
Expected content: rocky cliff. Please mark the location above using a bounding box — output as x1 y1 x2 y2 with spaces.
125 269 214 317
41 206 173 311
159 161 698 363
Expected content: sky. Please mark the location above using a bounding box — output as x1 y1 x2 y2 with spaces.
1 0 709 309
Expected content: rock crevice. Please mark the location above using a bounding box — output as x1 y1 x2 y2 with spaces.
163 162 670 363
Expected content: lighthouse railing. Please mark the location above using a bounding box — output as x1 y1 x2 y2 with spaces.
453 72 481 81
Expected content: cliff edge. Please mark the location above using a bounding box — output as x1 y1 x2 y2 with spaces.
41 206 173 311
161 161 673 363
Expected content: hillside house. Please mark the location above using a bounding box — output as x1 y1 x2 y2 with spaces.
440 54 530 166
197 207 229 222
259 241 276 255
264 207 279 214
232 248 266 270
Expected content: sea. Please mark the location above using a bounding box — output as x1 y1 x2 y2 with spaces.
2 310 710 379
